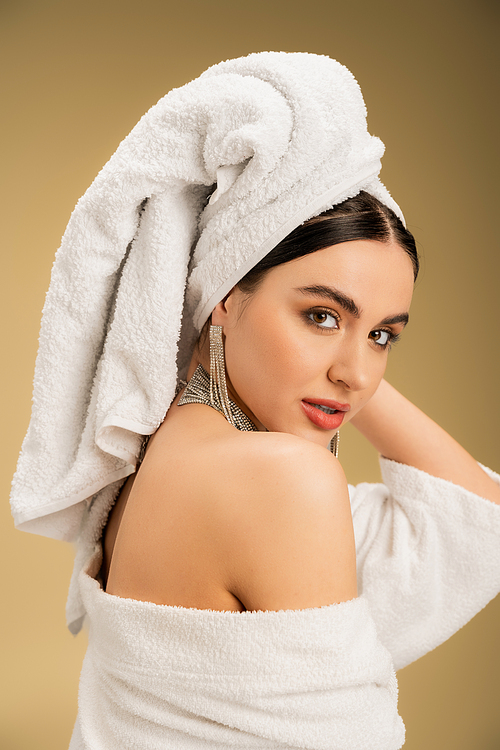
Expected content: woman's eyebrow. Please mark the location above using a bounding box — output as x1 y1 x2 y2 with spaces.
295 285 409 327
378 312 409 327
295 285 361 317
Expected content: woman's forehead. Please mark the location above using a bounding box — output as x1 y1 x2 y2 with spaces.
262 240 414 308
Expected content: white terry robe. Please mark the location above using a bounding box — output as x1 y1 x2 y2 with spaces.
67 458 500 749
70 552 405 750
352 458 500 671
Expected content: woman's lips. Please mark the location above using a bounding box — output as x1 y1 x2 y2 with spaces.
301 398 350 430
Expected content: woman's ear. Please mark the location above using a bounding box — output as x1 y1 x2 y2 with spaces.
210 288 238 327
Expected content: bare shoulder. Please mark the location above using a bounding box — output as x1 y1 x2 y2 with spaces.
210 432 358 611
224 431 348 508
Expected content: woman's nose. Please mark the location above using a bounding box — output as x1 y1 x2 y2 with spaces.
327 339 371 392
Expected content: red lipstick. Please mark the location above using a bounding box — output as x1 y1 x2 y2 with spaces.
301 398 350 430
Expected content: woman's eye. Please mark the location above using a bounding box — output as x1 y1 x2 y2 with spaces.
307 310 339 329
369 329 391 347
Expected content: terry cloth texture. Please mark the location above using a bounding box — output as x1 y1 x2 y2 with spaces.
351 459 500 671
11 51 403 542
69 549 405 750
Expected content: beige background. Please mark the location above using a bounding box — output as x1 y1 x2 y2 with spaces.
1 0 499 748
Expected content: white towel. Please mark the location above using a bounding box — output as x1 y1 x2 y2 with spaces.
69 548 405 750
10 51 403 542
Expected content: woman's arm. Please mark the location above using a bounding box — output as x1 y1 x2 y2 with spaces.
350 378 500 505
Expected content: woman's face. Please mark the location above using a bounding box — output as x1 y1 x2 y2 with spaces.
211 239 414 448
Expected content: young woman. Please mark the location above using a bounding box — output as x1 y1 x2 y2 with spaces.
102 191 500 616
11 52 500 749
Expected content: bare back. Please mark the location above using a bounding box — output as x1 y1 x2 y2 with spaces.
102 391 357 613
102 393 249 611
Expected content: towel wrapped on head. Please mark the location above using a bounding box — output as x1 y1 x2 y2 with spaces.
10 51 403 545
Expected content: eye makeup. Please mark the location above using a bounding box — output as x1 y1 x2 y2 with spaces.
302 306 402 349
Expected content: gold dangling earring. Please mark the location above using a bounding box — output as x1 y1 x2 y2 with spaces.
209 324 236 427
329 430 340 458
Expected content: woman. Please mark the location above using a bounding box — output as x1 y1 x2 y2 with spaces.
102 191 414 611
11 52 500 749
102 187 500 613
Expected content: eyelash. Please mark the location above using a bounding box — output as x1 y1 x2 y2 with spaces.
303 307 401 350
